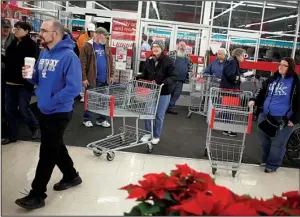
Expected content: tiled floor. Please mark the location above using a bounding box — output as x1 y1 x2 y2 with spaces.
2 141 299 216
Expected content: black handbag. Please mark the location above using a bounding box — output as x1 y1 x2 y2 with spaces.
258 79 288 138
258 114 281 137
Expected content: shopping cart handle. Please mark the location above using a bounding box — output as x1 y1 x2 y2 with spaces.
137 79 156 84
220 88 243 93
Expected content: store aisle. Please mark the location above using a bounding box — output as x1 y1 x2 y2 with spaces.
2 141 299 216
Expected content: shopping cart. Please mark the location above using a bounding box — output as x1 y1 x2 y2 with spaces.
187 73 221 118
205 87 254 177
84 80 163 161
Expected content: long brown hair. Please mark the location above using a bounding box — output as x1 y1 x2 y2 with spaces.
280 57 296 77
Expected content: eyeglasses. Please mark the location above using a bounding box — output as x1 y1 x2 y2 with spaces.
40 29 56 34
14 27 24 31
278 63 289 68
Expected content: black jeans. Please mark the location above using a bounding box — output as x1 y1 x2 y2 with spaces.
31 111 77 198
5 85 39 140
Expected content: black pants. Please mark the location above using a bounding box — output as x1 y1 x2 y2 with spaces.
1 78 8 139
31 111 77 198
5 85 39 140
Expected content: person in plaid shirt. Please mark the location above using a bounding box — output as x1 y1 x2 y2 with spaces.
167 41 193 114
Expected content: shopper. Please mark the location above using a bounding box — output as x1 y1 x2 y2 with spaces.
141 34 151 51
77 22 95 52
248 57 300 173
219 48 248 137
167 41 193 114
80 27 114 128
140 39 177 145
64 27 79 57
1 18 14 142
203 48 227 79
2 21 40 145
15 19 82 210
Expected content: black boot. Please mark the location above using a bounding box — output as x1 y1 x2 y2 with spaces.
15 193 45 210
53 173 82 191
1 138 17 145
167 108 178 115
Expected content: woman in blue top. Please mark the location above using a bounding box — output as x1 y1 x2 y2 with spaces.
248 57 300 173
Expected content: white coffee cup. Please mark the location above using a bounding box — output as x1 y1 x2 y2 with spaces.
24 57 36 79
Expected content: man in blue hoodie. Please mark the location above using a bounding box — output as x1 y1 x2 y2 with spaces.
16 19 82 210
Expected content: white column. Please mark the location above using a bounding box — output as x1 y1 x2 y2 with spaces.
198 1 212 71
85 1 94 30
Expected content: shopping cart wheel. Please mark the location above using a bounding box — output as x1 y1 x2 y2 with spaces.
93 149 102 157
232 170 237 177
106 152 115 161
212 168 217 175
187 112 192 119
147 144 153 153
204 148 208 157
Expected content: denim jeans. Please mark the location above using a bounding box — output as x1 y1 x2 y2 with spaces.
257 113 294 170
169 81 184 109
83 82 110 122
145 94 171 139
5 85 39 140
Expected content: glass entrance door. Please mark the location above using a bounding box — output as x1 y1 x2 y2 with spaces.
174 26 201 55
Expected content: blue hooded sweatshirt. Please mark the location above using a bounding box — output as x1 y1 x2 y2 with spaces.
28 34 82 115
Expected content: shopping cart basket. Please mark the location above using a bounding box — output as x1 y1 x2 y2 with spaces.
84 80 162 161
187 73 220 118
205 87 254 177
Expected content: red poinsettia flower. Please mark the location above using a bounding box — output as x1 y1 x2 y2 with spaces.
220 202 259 216
282 191 300 207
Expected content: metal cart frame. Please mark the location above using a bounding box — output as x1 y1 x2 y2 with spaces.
84 80 163 161
205 87 254 177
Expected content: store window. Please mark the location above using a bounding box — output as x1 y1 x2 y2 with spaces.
212 2 231 28
210 28 227 55
230 1 263 31
259 34 295 61
149 1 203 24
95 1 138 12
262 2 298 33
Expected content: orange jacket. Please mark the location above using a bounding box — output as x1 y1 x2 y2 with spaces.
77 32 91 52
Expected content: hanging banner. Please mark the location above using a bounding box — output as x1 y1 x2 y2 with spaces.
111 18 136 49
149 29 171 41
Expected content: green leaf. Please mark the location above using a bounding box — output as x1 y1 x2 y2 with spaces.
163 192 174 201
125 205 142 216
138 202 152 215
138 202 161 215
168 211 180 216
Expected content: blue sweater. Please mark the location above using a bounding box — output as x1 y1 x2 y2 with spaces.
28 35 82 115
203 58 225 79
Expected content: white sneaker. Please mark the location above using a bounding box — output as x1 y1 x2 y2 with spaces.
141 134 151 142
96 120 111 128
80 97 84 103
83 121 93 127
151 138 160 145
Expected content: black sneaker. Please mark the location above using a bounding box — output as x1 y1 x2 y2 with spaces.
31 129 40 140
1 138 17 145
167 108 178 115
53 174 82 191
15 194 45 210
264 168 276 173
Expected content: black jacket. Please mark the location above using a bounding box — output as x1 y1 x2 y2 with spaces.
251 73 300 125
4 35 40 90
141 54 177 95
220 58 241 89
